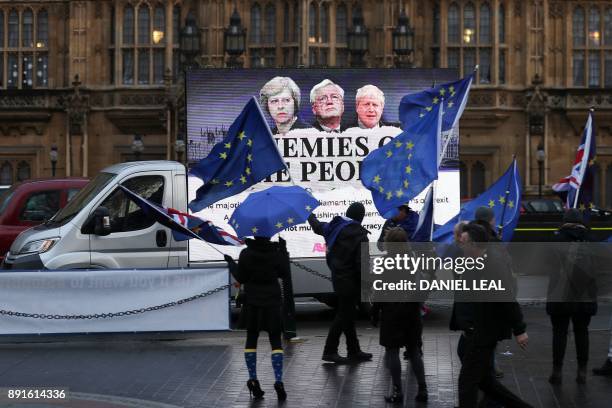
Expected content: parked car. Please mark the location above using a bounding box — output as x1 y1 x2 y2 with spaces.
0 185 10 195
0 178 89 262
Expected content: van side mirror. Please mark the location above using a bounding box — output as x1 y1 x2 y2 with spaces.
93 207 111 236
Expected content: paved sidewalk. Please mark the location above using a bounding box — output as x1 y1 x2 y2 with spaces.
0 304 610 408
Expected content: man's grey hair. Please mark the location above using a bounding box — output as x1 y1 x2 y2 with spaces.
310 79 345 104
355 84 385 106
259 76 301 114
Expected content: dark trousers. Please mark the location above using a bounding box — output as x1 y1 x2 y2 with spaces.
281 274 297 339
323 294 360 355
458 335 532 408
550 313 591 367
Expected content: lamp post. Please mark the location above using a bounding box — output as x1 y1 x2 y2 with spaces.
536 143 545 199
175 138 186 163
180 14 201 70
131 134 145 161
50 145 58 177
224 7 246 68
392 9 414 68
347 7 368 67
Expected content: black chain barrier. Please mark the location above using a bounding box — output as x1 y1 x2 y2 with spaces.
290 260 332 282
0 284 231 320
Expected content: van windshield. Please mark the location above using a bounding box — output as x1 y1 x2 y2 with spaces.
50 172 116 224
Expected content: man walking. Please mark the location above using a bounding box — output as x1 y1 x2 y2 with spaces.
308 202 372 363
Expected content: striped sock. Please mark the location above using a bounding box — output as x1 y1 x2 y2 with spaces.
271 349 284 383
244 349 257 380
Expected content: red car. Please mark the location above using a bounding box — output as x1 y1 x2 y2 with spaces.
0 178 89 261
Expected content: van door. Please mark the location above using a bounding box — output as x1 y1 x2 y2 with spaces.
89 172 171 268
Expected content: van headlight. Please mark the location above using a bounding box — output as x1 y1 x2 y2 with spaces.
19 238 59 255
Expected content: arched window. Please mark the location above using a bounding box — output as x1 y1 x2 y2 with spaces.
0 162 12 185
264 4 276 43
283 1 290 42
8 9 18 47
37 9 48 48
123 5 134 45
463 2 475 44
573 6 585 46
499 4 505 43
309 2 316 42
433 4 440 45
460 162 468 198
471 161 486 197
173 6 181 45
320 3 329 43
138 5 150 44
153 7 165 44
336 3 347 43
250 3 261 43
16 161 30 182
479 3 491 44
22 9 33 48
588 7 600 46
605 8 612 45
292 1 299 42
448 3 460 43
589 50 600 87
573 51 585 86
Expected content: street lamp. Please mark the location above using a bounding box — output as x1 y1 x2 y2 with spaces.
50 145 58 177
392 9 414 68
536 142 545 199
224 7 246 68
180 14 201 70
347 7 368 67
175 138 186 163
131 134 145 161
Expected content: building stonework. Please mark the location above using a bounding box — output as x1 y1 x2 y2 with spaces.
0 0 611 205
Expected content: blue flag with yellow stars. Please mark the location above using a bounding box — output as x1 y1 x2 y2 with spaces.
433 159 522 243
188 97 286 212
399 72 474 131
361 102 442 219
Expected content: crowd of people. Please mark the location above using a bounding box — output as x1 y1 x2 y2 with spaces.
224 202 612 406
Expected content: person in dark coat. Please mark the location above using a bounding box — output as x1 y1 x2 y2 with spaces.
371 227 427 404
224 237 290 401
376 204 420 250
546 208 598 385
473 206 501 242
457 223 533 408
308 202 372 364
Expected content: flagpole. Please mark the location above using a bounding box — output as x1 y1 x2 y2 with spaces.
497 157 516 239
429 182 436 241
573 108 594 209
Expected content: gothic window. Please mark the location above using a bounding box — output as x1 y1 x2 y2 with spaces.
460 162 468 198
573 5 610 87
264 4 276 44
320 3 329 43
283 2 290 42
471 161 486 197
0 162 12 185
442 2 502 85
281 1 298 66
250 2 277 67
16 161 31 182
250 4 261 43
0 7 49 89
123 5 134 44
309 3 316 42
336 3 347 43
307 1 331 67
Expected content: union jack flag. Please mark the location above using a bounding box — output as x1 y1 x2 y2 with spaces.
552 111 596 209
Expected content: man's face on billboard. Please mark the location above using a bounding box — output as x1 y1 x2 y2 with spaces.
267 89 295 125
312 85 344 120
356 96 383 128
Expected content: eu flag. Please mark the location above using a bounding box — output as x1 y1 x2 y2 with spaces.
399 72 474 131
412 186 434 242
188 97 287 212
361 102 441 219
433 159 522 243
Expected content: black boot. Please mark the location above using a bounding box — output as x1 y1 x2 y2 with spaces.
274 381 287 401
347 350 373 362
415 383 428 402
384 385 403 404
247 379 265 399
576 365 587 384
592 359 612 376
322 352 349 364
548 365 562 384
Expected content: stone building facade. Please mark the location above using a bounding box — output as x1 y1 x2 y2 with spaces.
0 0 611 205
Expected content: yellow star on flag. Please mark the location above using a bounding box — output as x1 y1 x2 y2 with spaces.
247 153 253 162
406 141 414 150
425 106 432 111
395 141 403 148
440 88 446 96
224 142 231 149
403 180 409 188
238 131 246 140
396 189 404 198
251 227 258 234
579 203 586 210
373 175 381 184
245 167 251 175
488 199 495 208
287 218 294 224
247 139 253 147
449 86 455 93
407 153 413 159
305 205 312 211
419 113 425 118
275 222 283 229
240 175 247 184
225 180 234 187
378 186 385 193
219 152 228 159
448 101 454 108
210 179 220 185
405 165 412 174
432 97 439 104
499 196 506 204
589 202 594 209
386 150 393 158
386 191 393 200
508 200 514 208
